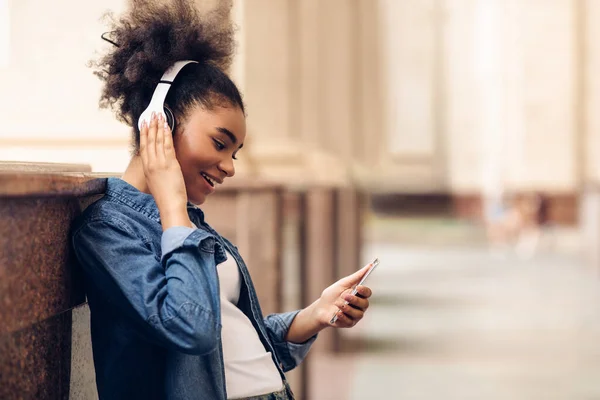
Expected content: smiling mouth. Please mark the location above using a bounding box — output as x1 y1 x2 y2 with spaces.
200 172 215 187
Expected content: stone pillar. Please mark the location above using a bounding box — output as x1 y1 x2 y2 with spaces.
334 188 365 282
230 0 357 185
316 0 359 160
200 182 285 315
354 0 446 192
0 163 103 400
230 0 303 182
302 189 337 352
474 0 506 211
300 188 335 400
443 0 578 195
277 191 307 400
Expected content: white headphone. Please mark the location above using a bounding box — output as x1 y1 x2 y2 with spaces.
137 60 198 132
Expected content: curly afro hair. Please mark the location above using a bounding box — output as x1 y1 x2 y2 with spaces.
91 0 245 154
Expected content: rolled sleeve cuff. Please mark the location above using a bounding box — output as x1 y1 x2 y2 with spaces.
161 226 197 261
265 310 318 372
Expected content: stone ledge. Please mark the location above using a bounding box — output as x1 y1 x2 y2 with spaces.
0 161 92 173
0 172 106 198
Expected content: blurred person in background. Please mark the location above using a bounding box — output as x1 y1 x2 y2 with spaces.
485 191 550 259
485 191 522 254
514 192 550 259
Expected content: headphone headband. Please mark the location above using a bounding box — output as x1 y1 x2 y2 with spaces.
137 60 199 131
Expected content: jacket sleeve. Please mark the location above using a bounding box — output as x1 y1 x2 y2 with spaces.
72 218 224 355
263 311 318 372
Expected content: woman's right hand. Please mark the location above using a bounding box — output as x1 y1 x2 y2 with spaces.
139 112 193 230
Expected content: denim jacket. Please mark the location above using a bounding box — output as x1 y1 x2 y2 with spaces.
70 178 316 400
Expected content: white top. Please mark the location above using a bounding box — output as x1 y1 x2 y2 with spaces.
217 251 284 398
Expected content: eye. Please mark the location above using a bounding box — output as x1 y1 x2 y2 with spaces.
213 139 225 151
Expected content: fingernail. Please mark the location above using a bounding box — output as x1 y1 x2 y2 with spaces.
151 112 156 120
141 120 147 129
164 121 169 130
343 294 353 302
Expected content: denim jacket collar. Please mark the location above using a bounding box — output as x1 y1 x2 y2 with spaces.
104 177 206 225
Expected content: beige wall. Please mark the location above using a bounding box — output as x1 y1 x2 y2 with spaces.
386 0 579 194
234 0 584 194
0 0 132 172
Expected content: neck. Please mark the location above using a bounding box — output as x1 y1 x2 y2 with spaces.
121 156 150 194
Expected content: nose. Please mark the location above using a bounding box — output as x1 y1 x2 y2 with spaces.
218 157 235 178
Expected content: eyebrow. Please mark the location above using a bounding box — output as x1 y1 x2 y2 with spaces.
217 127 243 148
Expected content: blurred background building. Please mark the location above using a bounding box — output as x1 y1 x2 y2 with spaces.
3 0 600 399
1 0 597 216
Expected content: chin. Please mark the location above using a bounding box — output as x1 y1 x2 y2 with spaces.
188 192 207 206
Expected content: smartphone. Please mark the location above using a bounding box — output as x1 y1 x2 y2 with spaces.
330 258 379 324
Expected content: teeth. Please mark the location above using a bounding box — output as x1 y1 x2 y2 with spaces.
201 172 214 186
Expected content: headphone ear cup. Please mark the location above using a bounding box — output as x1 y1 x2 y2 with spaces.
163 106 176 132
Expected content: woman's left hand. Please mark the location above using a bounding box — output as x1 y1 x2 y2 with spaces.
285 265 374 343
315 265 373 329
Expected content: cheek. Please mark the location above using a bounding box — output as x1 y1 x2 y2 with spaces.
177 145 217 171
181 166 201 188
173 135 219 180
183 175 207 204
179 165 207 196
174 156 198 188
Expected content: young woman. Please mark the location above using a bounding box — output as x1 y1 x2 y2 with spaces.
71 1 372 399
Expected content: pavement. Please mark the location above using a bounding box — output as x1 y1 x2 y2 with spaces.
308 216 600 400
